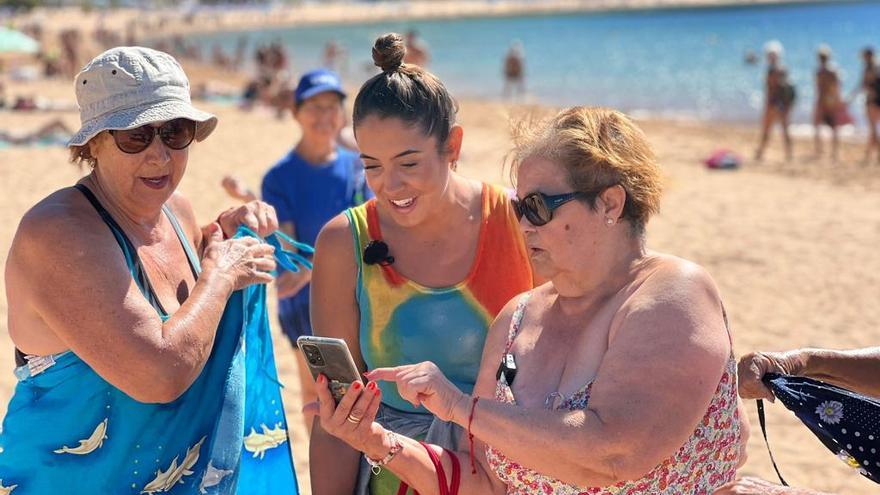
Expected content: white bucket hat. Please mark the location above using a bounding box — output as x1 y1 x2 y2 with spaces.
68 46 218 147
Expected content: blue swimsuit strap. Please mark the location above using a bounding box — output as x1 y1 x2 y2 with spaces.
162 203 202 276
74 184 199 316
235 225 314 273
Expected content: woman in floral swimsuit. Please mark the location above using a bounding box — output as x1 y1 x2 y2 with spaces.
314 106 749 494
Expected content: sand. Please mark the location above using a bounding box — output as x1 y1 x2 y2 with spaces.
2 55 880 494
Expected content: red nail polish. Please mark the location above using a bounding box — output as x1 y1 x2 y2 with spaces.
353 382 361 390
317 374 325 384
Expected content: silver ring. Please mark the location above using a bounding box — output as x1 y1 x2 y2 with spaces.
346 413 362 424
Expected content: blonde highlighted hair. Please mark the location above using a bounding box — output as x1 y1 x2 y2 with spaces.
507 106 663 236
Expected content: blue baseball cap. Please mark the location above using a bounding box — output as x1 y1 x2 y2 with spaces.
294 69 346 105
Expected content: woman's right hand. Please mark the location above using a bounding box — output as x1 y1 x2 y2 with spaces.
737 350 808 402
201 223 276 291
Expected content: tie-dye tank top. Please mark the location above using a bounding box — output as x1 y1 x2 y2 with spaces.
344 183 533 413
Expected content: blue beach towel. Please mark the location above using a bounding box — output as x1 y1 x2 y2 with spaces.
0 212 303 494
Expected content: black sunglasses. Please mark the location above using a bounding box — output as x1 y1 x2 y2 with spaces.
512 191 597 226
109 118 196 154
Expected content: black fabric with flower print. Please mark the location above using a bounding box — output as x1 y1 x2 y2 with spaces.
758 373 880 486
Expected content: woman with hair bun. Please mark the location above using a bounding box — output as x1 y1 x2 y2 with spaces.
314 104 748 494
307 33 534 495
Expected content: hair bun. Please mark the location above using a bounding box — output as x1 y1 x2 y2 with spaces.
372 33 406 72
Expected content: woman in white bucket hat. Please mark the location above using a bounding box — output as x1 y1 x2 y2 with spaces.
0 47 300 494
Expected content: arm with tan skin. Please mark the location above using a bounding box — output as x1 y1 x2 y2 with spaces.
315 262 740 491
739 347 880 401
308 213 367 495
370 262 736 487
6 193 277 404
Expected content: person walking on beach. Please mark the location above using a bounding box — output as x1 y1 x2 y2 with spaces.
856 47 880 164
0 47 299 494
502 40 526 100
813 45 847 162
755 41 795 162
307 33 534 495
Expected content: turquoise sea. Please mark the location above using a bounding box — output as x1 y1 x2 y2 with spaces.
190 1 880 126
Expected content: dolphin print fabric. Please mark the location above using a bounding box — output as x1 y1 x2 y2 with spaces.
0 224 300 494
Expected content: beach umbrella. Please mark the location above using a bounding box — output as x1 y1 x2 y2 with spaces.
757 373 880 486
0 27 39 54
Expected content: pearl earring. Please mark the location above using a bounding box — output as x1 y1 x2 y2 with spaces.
605 218 614 226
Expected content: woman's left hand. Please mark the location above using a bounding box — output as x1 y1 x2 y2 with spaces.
216 200 278 238
310 375 390 460
367 362 468 422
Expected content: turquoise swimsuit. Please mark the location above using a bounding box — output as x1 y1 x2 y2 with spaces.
0 185 299 494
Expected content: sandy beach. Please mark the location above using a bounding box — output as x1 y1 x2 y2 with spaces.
2 2 880 490
2 64 879 493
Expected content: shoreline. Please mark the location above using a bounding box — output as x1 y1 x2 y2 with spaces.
7 0 857 39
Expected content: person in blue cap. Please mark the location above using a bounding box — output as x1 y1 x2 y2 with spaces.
226 69 372 426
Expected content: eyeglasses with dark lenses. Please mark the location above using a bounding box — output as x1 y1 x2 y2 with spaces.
109 118 197 154
511 191 596 226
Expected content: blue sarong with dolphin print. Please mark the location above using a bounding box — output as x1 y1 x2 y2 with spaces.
0 185 305 494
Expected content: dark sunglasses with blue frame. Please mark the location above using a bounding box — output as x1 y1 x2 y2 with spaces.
512 190 599 226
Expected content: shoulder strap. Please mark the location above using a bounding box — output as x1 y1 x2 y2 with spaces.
74 184 167 316
720 302 733 348
162 204 201 277
365 201 405 287
757 398 789 487
505 292 531 353
344 205 367 290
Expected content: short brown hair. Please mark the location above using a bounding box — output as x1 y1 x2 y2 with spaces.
508 107 663 235
353 33 458 155
69 142 97 169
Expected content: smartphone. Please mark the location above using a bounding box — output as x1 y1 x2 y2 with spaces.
296 336 362 404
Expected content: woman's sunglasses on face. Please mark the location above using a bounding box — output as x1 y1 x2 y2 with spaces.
109 118 197 154
512 190 597 226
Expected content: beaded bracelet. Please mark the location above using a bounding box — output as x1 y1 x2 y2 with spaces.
366 430 403 475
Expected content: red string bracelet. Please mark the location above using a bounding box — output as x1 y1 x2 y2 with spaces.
467 396 479 475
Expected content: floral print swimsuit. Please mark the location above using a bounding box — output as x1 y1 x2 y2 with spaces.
485 293 743 494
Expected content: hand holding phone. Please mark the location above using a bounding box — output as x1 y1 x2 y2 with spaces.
296 336 362 404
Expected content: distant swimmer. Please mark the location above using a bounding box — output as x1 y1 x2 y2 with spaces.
744 49 759 65
403 29 430 67
502 40 526 100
